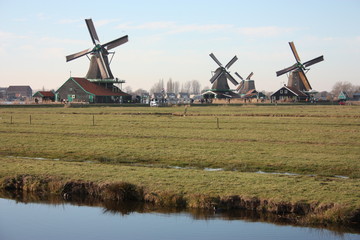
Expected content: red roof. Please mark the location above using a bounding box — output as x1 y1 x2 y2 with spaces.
38 91 55 97
72 78 129 96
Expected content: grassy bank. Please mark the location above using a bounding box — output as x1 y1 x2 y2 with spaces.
0 105 359 226
1 157 360 226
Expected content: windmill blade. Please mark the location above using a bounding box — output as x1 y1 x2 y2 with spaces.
209 53 222 67
225 72 239 86
236 81 244 91
104 35 129 50
66 48 93 62
85 19 100 45
276 64 299 77
246 72 254 80
298 69 312 91
303 55 324 68
209 69 224 84
289 42 301 62
235 72 244 80
225 55 238 69
96 52 110 79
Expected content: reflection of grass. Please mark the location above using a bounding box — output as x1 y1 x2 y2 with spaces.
1 105 359 177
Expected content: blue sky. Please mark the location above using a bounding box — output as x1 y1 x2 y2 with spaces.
0 0 359 92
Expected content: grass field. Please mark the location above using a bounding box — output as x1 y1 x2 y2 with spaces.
0 104 359 225
0 105 359 177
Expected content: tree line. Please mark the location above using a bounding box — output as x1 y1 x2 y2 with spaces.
124 78 207 96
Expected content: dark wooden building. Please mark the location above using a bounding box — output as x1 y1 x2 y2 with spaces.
33 91 55 102
6 85 32 101
55 77 131 103
270 85 308 102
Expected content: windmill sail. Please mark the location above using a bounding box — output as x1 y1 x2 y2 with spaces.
66 18 128 80
276 41 324 91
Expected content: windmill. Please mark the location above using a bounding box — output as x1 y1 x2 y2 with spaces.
276 41 324 92
235 72 255 94
208 53 239 98
66 19 128 80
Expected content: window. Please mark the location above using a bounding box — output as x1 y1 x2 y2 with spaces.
280 90 283 94
284 90 288 94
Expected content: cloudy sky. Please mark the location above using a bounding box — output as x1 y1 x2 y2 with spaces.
0 0 359 92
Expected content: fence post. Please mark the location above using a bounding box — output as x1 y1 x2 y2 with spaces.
93 114 95 126
30 115 32 125
216 117 219 129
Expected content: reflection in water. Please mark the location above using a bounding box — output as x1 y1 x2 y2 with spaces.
0 190 359 240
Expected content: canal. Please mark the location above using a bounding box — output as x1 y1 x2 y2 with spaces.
0 197 359 240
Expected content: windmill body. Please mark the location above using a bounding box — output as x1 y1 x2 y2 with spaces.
287 70 306 91
276 42 323 92
235 72 255 95
211 68 231 90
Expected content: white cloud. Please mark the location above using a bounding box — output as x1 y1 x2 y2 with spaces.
40 36 88 46
95 19 121 27
0 31 28 40
117 21 176 30
41 47 66 59
116 21 233 34
237 26 295 37
167 24 233 34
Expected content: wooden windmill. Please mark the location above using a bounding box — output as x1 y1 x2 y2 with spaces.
276 42 324 92
205 53 240 98
66 19 128 80
235 72 255 94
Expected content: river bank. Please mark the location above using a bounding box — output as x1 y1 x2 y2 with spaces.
1 157 359 229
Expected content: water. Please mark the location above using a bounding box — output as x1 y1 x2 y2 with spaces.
0 197 359 240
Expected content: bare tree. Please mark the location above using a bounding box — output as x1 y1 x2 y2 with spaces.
174 81 180 94
124 86 133 94
166 78 174 93
331 81 357 98
133 88 149 96
190 80 201 94
181 81 191 93
150 79 164 95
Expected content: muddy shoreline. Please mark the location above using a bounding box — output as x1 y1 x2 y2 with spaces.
1 174 359 231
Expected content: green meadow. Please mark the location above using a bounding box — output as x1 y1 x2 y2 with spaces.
0 104 359 177
0 104 360 225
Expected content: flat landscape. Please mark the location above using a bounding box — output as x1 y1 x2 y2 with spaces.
0 104 359 226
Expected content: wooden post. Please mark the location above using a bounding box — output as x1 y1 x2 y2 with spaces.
93 114 95 126
216 117 219 129
11 115 13 124
29 115 32 125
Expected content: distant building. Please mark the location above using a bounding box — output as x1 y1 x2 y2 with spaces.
55 77 131 103
33 91 55 102
140 92 150 104
270 85 308 102
338 91 349 101
166 93 177 104
353 93 360 101
6 86 32 101
178 92 191 104
0 88 6 100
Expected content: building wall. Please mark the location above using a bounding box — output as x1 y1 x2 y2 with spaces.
6 86 32 101
56 80 91 102
271 87 297 101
